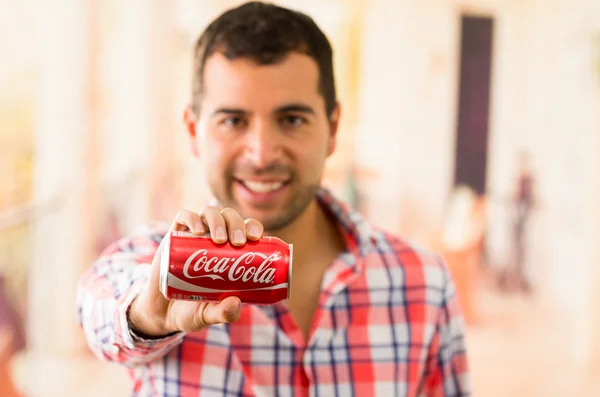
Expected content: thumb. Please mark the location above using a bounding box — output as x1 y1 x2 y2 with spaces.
144 239 168 301
198 296 242 326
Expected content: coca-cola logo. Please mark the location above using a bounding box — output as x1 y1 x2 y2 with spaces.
182 249 280 284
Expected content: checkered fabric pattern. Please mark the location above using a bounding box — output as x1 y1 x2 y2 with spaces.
77 188 470 396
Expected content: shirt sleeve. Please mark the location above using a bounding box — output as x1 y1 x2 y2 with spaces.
76 223 186 367
423 257 471 396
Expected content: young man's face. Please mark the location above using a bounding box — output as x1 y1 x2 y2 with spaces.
185 52 339 231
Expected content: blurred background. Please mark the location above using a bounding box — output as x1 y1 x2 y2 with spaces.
1 0 599 396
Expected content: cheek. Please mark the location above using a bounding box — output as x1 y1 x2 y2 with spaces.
294 141 329 177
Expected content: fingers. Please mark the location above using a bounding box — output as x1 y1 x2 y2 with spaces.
244 218 263 241
200 207 228 244
169 296 242 333
171 207 263 245
220 210 264 244
197 296 242 327
220 208 247 246
172 210 205 234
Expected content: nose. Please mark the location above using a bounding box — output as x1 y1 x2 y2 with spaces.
243 122 283 168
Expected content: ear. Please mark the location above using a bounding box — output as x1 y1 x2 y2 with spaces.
327 103 341 157
183 105 199 157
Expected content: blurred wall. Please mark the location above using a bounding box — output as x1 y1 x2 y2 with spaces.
357 0 600 361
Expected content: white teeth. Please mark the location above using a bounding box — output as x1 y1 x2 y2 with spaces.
243 181 284 193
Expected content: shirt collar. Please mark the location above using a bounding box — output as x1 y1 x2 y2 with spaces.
315 186 375 261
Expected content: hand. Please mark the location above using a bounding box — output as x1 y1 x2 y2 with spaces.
128 207 264 337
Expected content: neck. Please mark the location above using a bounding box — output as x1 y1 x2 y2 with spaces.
267 198 345 271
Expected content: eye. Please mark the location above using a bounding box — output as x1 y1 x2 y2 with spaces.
222 116 247 129
280 115 307 128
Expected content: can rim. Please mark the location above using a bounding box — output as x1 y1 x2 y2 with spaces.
159 232 171 298
287 243 293 300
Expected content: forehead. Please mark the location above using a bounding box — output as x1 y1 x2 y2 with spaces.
201 52 325 112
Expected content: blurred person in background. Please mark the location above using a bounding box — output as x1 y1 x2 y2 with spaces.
439 185 486 324
77 2 470 396
0 274 24 397
500 151 536 294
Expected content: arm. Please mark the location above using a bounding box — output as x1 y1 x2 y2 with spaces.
77 208 258 367
423 262 471 396
76 223 185 367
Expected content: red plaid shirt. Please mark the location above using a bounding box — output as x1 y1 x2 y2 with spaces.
77 188 470 396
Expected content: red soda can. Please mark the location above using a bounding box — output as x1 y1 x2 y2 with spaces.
159 231 293 304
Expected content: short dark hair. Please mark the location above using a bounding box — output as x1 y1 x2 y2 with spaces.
191 1 337 116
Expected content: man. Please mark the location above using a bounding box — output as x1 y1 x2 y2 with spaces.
500 151 536 294
77 2 470 396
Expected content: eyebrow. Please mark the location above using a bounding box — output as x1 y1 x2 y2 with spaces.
211 108 249 118
211 103 316 118
275 103 316 115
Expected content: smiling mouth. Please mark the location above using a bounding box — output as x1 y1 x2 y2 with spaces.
234 179 291 194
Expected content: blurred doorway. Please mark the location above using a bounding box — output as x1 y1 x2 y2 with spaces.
454 16 494 195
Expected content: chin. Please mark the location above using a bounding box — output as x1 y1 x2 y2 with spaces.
240 205 286 226
218 181 316 229
258 201 315 232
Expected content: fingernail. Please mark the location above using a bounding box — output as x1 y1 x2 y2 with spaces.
248 225 260 239
233 229 245 244
216 226 226 241
194 222 203 233
226 301 242 314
